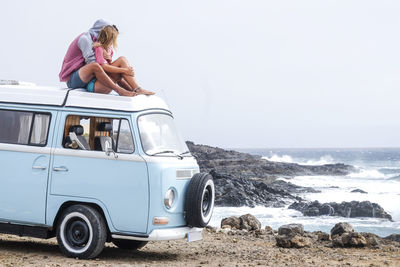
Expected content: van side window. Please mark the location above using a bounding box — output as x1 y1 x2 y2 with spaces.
63 115 134 153
30 114 51 145
115 119 134 153
0 109 50 146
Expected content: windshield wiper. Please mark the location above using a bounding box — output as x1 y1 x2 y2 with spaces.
150 150 184 159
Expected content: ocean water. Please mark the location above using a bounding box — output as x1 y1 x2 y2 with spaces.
209 148 400 237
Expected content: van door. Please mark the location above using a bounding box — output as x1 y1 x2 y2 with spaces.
50 112 149 234
0 108 54 225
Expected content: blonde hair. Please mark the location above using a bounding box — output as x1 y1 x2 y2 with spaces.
93 25 119 50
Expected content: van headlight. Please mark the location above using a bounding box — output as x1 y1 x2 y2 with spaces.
164 188 175 209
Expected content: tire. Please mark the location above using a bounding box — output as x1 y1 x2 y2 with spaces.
112 239 148 250
56 205 107 259
185 172 215 227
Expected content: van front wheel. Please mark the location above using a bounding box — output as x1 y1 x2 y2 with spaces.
56 205 107 259
112 239 148 250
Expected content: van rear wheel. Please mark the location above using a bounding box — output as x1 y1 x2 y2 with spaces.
56 205 107 259
112 239 148 250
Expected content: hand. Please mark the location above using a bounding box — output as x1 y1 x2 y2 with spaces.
123 67 134 76
103 52 111 61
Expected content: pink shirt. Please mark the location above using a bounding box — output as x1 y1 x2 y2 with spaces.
94 46 114 65
59 33 85 82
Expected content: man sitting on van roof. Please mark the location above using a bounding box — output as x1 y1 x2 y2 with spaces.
59 19 136 97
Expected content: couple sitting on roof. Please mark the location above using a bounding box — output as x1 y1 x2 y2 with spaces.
59 19 154 97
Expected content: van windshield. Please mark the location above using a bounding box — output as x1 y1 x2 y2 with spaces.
138 113 190 157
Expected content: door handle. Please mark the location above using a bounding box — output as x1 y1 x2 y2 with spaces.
53 166 68 172
32 166 47 170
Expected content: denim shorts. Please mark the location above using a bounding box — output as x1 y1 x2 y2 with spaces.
67 69 86 89
67 69 95 92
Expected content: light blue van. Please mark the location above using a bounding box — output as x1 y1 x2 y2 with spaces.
0 82 215 259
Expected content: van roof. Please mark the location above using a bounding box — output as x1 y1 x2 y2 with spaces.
0 85 170 112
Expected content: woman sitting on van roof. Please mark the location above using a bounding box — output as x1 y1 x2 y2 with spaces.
90 25 155 96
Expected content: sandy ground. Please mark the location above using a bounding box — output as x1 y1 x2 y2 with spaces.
0 229 399 267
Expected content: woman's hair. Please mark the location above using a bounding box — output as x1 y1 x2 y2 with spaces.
93 25 119 50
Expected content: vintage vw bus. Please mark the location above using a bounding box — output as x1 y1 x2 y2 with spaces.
0 82 215 259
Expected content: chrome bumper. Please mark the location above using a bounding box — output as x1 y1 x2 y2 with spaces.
111 227 203 241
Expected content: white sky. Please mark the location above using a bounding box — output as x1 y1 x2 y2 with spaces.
1 0 400 148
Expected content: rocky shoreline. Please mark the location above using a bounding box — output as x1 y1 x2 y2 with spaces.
187 141 393 220
187 141 356 208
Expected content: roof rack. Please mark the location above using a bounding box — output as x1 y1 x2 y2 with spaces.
0 85 169 112
0 79 36 86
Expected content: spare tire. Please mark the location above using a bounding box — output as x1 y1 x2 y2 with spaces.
185 173 215 227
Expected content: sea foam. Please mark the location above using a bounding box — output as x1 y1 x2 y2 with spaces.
262 154 334 166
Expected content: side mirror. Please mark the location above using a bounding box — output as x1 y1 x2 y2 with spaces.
104 139 118 159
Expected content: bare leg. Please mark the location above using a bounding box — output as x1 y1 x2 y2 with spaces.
110 57 155 95
108 73 133 91
118 79 133 91
93 81 112 94
78 62 135 96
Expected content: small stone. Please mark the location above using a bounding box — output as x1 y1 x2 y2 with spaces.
265 226 273 231
316 232 331 241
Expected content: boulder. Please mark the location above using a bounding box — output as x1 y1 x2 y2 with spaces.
275 234 311 248
278 224 304 236
275 224 311 248
239 214 261 231
221 216 241 230
331 222 354 236
221 214 261 231
360 232 381 248
333 232 367 248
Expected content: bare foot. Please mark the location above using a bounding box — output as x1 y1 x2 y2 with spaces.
135 87 155 95
120 90 138 97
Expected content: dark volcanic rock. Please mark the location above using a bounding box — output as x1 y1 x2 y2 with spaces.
187 141 355 207
275 234 311 248
221 216 241 229
332 232 368 248
351 189 368 194
212 170 307 207
239 214 261 231
278 224 304 236
186 141 356 181
289 200 392 220
275 223 311 248
384 234 400 242
331 222 354 236
220 214 261 231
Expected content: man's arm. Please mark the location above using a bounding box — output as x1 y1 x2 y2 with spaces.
78 32 96 63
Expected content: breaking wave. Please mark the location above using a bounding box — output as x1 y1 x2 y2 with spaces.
262 154 334 166
347 169 386 179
